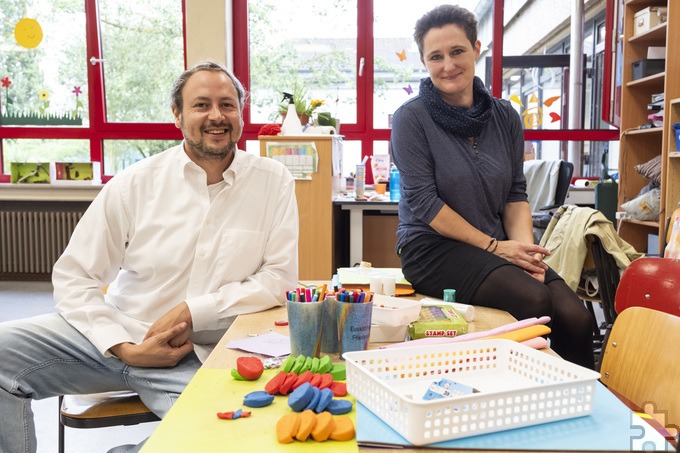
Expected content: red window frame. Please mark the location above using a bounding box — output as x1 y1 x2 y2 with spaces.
0 0 187 184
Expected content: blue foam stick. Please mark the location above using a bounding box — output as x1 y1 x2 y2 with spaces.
287 382 314 412
314 388 334 413
326 398 353 415
243 391 274 408
232 408 242 419
303 386 321 412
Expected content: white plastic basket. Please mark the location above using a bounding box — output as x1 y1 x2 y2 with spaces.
344 339 600 446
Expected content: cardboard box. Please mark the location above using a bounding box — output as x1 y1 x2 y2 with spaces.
634 6 667 36
647 46 666 59
407 304 468 340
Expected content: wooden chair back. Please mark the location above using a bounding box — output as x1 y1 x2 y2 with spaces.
614 257 680 316
599 306 680 430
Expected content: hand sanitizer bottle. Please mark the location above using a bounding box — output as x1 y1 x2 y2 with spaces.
281 92 302 135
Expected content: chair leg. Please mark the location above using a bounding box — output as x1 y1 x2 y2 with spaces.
58 395 65 453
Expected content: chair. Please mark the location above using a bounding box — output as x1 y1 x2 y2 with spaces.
599 306 680 433
614 257 680 316
59 392 159 453
525 160 574 242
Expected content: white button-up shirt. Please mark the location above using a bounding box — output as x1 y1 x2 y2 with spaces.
53 144 298 362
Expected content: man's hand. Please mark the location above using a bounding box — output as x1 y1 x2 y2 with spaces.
110 322 194 367
145 302 193 348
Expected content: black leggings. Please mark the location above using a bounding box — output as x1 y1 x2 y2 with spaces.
401 234 594 369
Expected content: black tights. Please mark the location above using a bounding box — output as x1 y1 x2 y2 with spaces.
471 265 595 370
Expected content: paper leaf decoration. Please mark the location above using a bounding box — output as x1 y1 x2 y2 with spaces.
396 49 407 62
509 94 523 107
544 96 560 107
549 112 561 123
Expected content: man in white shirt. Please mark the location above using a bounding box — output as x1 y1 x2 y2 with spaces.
0 61 298 452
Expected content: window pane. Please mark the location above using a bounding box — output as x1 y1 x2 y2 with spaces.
103 139 181 174
99 0 184 123
2 139 89 174
0 0 88 126
247 0 357 126
373 0 448 129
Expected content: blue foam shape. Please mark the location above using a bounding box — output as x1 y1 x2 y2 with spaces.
315 388 334 413
326 398 353 415
287 382 313 412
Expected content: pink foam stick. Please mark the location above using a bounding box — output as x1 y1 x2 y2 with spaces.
381 316 551 349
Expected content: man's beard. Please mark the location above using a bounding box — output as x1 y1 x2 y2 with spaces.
185 136 236 161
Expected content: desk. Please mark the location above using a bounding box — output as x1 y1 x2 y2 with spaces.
334 199 398 267
142 304 524 452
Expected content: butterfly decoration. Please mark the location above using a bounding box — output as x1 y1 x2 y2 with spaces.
403 85 413 95
549 112 561 123
395 49 407 62
509 94 523 107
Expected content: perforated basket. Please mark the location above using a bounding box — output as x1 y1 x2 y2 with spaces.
344 339 600 446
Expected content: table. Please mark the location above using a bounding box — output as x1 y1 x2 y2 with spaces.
140 305 672 452
142 304 531 452
334 199 398 267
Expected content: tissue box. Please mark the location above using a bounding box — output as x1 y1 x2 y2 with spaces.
407 304 468 340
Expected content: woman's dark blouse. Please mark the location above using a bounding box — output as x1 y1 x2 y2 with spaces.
390 92 528 251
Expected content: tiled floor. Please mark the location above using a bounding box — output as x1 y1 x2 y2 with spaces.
0 281 159 453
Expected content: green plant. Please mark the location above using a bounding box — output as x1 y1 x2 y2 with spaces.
277 80 325 118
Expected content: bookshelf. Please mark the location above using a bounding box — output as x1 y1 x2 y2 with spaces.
617 0 679 253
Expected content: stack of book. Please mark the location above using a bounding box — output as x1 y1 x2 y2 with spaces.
647 92 664 128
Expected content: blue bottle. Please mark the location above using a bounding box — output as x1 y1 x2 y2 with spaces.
389 164 401 202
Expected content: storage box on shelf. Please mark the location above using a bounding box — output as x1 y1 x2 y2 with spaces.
617 0 677 254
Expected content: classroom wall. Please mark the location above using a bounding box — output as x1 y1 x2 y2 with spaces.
184 0 231 68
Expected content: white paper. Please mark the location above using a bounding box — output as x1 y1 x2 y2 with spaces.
226 331 291 357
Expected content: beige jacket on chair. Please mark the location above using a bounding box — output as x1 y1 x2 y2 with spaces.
539 205 643 290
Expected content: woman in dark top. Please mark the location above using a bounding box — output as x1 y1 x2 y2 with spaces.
391 4 594 369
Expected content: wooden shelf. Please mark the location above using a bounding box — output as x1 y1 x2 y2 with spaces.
628 22 667 44
617 0 674 254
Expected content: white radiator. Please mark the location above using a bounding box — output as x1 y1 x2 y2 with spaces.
0 210 83 274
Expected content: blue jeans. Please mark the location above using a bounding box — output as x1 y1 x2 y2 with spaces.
0 313 201 453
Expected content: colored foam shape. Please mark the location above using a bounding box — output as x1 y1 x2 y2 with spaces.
264 371 287 395
288 382 314 412
309 373 322 388
311 411 334 442
282 355 296 373
330 363 346 381
330 381 347 397
295 410 317 442
329 415 355 441
276 412 301 444
311 357 320 373
292 370 314 390
326 398 353 415
243 391 274 408
303 386 321 412
318 373 334 390
318 355 333 373
315 388 334 413
278 372 298 395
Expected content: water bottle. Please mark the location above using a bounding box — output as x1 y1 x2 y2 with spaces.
389 164 400 202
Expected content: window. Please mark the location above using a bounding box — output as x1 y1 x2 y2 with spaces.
234 0 618 181
0 0 185 183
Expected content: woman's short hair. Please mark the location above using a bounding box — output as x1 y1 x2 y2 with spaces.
170 60 247 112
414 5 478 58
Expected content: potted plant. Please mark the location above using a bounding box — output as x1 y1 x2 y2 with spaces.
277 80 325 126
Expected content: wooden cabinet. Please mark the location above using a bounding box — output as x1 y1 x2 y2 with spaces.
259 135 342 280
618 0 679 254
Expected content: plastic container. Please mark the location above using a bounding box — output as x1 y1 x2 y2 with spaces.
344 340 600 445
389 165 400 202
280 92 302 135
355 164 366 200
371 294 421 327
674 123 680 151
